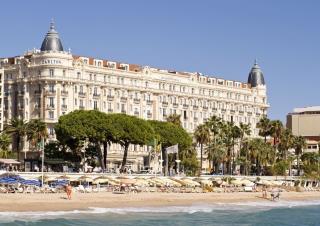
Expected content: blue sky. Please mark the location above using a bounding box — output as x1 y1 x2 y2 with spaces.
1 0 319 122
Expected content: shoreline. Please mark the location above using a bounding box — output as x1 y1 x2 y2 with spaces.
0 192 319 212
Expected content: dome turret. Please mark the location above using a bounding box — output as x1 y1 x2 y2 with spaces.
248 60 265 87
40 21 64 52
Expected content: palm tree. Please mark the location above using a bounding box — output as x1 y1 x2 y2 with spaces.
256 117 271 143
194 124 210 173
270 120 283 147
0 133 11 158
4 118 27 161
239 123 251 157
278 128 294 161
166 114 181 127
206 136 226 174
26 119 48 150
293 135 306 176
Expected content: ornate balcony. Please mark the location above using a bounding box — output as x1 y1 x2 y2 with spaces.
173 103 179 108
133 98 140 104
108 108 113 113
193 106 199 110
146 100 153 105
46 104 55 110
230 109 235 114
61 105 68 110
61 90 68 96
107 95 114 101
162 101 168 107
147 113 152 119
203 106 208 110
120 97 127 102
183 104 189 109
78 92 86 98
45 90 56 96
93 93 101 99
79 106 85 110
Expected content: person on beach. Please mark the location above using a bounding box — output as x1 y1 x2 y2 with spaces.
65 184 72 200
262 186 267 199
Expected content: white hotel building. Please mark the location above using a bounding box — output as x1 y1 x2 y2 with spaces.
0 23 269 172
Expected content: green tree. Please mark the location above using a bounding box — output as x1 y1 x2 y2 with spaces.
278 128 294 161
149 120 193 175
55 110 114 171
270 120 283 147
256 117 271 143
26 119 48 150
194 124 210 173
292 135 306 176
0 133 11 158
109 114 155 172
166 114 182 127
4 118 27 161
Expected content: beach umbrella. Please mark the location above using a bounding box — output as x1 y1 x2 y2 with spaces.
241 179 255 187
231 179 243 186
55 175 70 180
78 175 93 182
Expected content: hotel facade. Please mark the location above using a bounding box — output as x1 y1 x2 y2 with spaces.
0 23 269 172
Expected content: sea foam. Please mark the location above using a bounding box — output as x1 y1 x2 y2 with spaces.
0 199 320 223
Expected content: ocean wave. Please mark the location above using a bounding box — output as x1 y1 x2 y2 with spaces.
1 200 320 223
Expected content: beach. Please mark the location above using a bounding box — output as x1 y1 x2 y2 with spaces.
0 191 319 212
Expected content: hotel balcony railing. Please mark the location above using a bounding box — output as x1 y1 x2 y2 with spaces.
108 108 113 113
194 117 198 121
212 107 217 111
93 93 100 97
61 90 68 96
146 100 153 105
134 111 139 116
221 108 227 113
247 111 252 116
256 113 261 116
183 104 189 109
107 95 114 101
162 101 168 107
78 92 86 97
34 104 41 109
173 103 179 108
230 110 236 114
203 106 208 110
61 104 68 110
46 104 55 110
133 98 140 104
79 106 85 110
147 113 152 118
193 106 199 110
120 97 127 102
239 110 244 114
45 90 56 96
121 109 126 114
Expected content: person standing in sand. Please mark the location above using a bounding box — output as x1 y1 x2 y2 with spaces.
65 184 72 200
262 186 267 199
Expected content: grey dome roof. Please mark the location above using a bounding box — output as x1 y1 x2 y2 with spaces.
248 60 265 87
40 21 64 52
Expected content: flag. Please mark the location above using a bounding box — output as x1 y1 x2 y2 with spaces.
165 144 179 154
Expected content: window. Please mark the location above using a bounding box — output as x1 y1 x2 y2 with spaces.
49 127 54 135
49 97 54 107
77 72 80 79
38 70 41 76
94 74 96 81
80 85 83 93
89 74 92 80
49 84 55 92
94 87 98 95
49 111 54 119
80 99 83 107
49 69 54 77
75 98 77 105
63 70 66 77
74 86 77 93
94 101 98 110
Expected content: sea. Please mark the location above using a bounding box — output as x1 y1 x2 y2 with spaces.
1 200 320 226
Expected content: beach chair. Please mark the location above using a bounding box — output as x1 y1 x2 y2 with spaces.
77 185 86 193
0 187 7 193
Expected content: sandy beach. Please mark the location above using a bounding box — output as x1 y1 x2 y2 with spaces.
0 191 319 212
